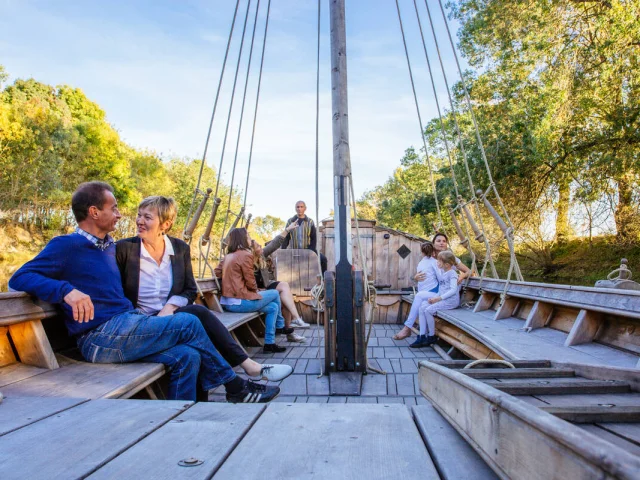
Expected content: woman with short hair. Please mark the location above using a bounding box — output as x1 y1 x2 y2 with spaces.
116 196 292 392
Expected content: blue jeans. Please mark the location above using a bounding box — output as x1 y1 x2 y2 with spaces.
77 310 236 401
224 290 284 344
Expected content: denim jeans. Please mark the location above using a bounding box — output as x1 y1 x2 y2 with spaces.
223 289 284 344
77 310 236 401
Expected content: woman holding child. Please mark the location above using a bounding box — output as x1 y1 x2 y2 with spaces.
116 196 292 385
394 232 472 348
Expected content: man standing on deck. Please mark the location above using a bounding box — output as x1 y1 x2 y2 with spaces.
9 181 287 403
281 200 328 274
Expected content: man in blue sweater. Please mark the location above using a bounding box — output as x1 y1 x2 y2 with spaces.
9 181 280 403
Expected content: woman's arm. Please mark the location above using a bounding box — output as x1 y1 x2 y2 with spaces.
240 251 260 292
456 258 472 284
262 235 285 259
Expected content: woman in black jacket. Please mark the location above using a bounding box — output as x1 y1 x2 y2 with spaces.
116 195 292 383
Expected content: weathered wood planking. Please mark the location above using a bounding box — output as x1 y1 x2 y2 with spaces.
8 320 59 369
0 396 88 436
580 424 640 457
0 291 58 327
461 368 575 379
0 362 50 388
273 249 321 296
418 361 640 480
540 405 640 423
90 403 264 479
2 361 164 399
482 377 630 395
464 277 640 320
412 404 498 480
0 399 191 480
213 403 439 479
0 327 16 367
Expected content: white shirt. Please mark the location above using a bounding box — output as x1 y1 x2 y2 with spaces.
437 269 459 301
137 235 188 315
416 257 439 292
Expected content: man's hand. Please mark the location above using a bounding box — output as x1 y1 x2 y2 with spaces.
428 296 441 305
64 289 95 323
414 272 426 282
157 304 179 317
285 222 299 233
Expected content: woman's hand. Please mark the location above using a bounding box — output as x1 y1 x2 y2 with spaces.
285 222 299 232
157 304 179 317
414 272 426 282
457 271 470 285
428 296 441 304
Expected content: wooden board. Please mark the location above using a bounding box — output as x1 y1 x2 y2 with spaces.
432 360 551 369
2 361 164 399
533 393 640 407
461 368 575 379
8 319 59 369
216 311 260 330
0 362 49 388
0 327 16 367
90 403 264 479
0 291 58 327
482 378 630 395
412 404 498 480
0 396 88 436
540 405 640 423
580 424 640 457
0 399 191 479
213 403 440 480
418 361 640 480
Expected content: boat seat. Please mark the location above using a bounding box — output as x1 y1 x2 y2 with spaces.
0 289 266 399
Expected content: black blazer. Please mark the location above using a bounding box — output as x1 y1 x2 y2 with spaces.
115 236 198 308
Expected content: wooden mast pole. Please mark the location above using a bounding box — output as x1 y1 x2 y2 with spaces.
326 0 365 390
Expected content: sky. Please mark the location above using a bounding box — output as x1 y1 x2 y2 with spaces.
0 0 468 223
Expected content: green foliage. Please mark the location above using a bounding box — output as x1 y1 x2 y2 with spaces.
250 215 285 245
0 67 243 249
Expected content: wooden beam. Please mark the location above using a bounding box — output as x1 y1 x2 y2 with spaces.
564 310 601 347
493 296 519 320
0 327 17 367
473 292 496 313
483 379 630 395
8 320 59 369
540 405 640 424
524 301 553 330
462 368 575 379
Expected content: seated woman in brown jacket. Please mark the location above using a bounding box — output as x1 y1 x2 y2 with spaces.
251 232 311 342
215 228 287 353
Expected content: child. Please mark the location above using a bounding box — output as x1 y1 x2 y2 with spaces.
393 241 440 341
411 250 460 348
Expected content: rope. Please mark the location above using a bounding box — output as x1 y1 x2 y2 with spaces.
434 0 523 284
422 0 498 279
243 0 272 210
394 0 444 232
213 0 253 200
410 0 478 273
220 0 262 247
313 0 324 378
463 359 516 369
183 0 241 237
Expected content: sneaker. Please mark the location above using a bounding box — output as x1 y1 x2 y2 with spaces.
290 317 310 328
226 380 280 403
287 332 306 343
409 335 430 349
263 343 287 353
250 364 293 382
275 327 294 335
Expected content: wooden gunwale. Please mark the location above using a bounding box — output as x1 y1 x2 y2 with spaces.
418 360 640 480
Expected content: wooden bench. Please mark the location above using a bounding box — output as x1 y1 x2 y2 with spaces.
273 249 321 323
0 281 266 399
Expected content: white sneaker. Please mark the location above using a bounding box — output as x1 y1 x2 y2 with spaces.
250 364 293 382
290 317 310 328
287 332 307 343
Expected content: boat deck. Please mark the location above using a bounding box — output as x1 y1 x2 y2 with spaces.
438 306 639 368
208 324 442 403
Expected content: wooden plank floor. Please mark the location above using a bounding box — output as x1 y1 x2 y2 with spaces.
0 398 490 479
208 324 443 404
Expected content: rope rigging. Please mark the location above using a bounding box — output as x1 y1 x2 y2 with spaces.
219 0 263 251
182 0 241 241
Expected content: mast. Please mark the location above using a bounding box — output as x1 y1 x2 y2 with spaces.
325 0 365 393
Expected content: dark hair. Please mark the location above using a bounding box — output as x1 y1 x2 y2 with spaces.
227 228 250 253
420 241 434 257
71 181 114 222
432 232 449 244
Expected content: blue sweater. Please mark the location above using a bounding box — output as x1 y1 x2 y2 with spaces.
9 234 134 336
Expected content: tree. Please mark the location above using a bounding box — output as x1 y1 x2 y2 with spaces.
250 215 285 245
